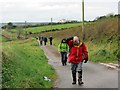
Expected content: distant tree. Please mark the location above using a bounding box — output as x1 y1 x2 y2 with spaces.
8 22 13 26
97 16 106 20
114 14 120 17
7 22 13 29
1 26 7 29
2 22 17 30
106 13 114 17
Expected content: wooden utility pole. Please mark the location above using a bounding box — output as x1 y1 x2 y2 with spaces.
25 21 27 39
82 0 85 42
25 21 27 30
51 18 52 30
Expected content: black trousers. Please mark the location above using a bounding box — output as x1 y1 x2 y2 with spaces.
44 41 47 45
40 41 42 45
61 52 67 66
50 41 52 45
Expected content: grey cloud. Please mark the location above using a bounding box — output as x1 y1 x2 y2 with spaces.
0 0 118 22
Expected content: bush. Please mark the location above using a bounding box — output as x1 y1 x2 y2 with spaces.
113 49 120 59
94 49 108 56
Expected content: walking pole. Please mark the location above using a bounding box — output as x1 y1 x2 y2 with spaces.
82 0 85 42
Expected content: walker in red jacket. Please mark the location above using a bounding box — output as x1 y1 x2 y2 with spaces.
66 36 88 85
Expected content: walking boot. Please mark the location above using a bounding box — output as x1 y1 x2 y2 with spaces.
78 70 84 85
62 61 64 66
72 80 76 84
64 62 67 66
72 72 76 85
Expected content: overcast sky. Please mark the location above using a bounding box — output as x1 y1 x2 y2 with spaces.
0 0 119 23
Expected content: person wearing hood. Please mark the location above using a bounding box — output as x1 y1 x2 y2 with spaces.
66 36 88 85
58 39 69 66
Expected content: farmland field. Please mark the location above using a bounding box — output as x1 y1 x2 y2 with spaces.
25 23 81 33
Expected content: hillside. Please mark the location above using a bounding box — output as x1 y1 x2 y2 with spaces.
40 16 119 63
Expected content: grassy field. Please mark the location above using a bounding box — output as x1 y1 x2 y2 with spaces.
25 23 81 33
2 38 57 88
1 23 82 41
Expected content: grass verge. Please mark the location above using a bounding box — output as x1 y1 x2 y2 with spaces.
2 38 57 88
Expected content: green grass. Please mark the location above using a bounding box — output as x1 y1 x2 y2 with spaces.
25 23 81 33
2 30 18 39
1 23 81 42
2 38 57 88
0 37 9 42
86 41 118 63
9 23 81 34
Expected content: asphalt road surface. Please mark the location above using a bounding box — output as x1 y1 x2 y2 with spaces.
41 45 118 88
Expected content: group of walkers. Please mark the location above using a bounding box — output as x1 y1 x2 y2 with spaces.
58 36 88 85
37 35 88 86
38 36 53 46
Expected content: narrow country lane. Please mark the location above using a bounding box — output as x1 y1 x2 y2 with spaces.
40 45 118 88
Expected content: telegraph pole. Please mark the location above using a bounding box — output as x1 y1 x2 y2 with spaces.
51 18 52 30
25 21 27 39
25 21 27 30
82 0 85 42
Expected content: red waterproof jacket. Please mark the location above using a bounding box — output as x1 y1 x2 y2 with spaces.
67 40 88 64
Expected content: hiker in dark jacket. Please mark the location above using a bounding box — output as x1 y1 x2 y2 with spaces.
58 39 69 66
66 36 88 85
38 36 43 45
43 37 47 45
49 36 53 45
